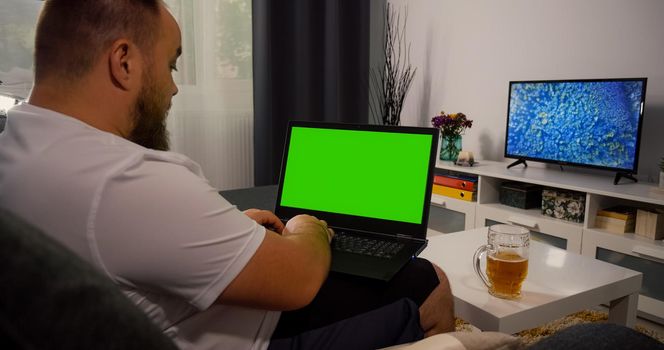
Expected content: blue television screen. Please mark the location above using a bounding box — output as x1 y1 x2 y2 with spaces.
504 78 647 173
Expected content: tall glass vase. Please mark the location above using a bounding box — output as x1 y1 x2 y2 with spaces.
440 134 462 161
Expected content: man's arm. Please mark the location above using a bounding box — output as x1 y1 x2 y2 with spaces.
216 214 334 311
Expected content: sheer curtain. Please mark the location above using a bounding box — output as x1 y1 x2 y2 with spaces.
0 1 254 190
0 0 41 101
166 0 254 190
0 0 41 131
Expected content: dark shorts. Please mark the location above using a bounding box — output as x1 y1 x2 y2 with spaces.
267 298 423 350
269 257 440 347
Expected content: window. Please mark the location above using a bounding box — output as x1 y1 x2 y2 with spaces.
0 0 42 100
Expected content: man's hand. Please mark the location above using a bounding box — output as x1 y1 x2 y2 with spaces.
285 214 335 243
244 208 285 234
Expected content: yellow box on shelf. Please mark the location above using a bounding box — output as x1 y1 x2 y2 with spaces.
595 205 637 234
594 215 635 234
432 184 475 202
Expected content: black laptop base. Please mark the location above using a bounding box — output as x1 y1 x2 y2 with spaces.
330 238 426 281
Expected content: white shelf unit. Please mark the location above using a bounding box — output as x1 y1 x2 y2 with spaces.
430 193 476 230
431 159 664 321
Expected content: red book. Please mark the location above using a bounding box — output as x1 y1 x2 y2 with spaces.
434 175 477 191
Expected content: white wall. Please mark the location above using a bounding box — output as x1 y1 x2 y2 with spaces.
391 0 664 182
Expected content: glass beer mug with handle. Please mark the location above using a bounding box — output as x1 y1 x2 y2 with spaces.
473 224 530 299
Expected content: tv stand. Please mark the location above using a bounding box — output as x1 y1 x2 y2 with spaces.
506 159 527 169
614 172 638 185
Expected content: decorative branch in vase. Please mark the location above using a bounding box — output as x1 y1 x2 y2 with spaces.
369 2 416 126
431 111 473 162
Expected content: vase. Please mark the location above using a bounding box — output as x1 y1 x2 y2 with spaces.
660 171 664 188
440 134 462 161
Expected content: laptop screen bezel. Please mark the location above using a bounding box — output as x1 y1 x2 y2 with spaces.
274 121 439 239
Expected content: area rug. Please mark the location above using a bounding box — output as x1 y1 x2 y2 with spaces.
454 310 664 346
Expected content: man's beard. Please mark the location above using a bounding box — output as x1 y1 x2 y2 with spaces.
129 75 171 151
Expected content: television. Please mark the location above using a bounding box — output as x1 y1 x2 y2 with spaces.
504 78 647 184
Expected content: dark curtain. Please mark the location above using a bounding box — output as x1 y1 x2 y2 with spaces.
252 0 371 186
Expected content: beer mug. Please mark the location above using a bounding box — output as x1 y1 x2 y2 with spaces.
473 224 529 299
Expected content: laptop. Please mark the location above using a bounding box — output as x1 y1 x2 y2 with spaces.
275 121 439 281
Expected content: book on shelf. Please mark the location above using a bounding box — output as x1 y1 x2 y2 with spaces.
433 174 477 191
635 208 664 240
432 184 475 202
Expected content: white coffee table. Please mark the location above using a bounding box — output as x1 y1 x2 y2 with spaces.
421 227 643 334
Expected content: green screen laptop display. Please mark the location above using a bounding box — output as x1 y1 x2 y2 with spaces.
280 126 433 224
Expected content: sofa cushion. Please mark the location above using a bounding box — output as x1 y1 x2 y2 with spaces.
0 208 177 350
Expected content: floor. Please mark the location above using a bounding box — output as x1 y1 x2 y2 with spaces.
637 316 664 336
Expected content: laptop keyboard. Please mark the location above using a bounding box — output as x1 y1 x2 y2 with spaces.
332 231 404 259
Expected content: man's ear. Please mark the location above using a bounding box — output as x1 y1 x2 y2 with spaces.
108 39 141 91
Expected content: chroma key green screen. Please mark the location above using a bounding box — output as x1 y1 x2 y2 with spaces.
280 126 432 224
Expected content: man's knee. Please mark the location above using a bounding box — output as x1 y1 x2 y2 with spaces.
417 261 455 335
431 263 451 292
405 257 438 275
405 258 451 293
390 258 442 305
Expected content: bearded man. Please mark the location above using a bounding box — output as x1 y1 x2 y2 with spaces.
0 1 453 349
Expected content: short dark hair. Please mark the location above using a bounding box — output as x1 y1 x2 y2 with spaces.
34 0 161 83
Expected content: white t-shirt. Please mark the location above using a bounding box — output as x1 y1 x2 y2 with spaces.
0 103 280 350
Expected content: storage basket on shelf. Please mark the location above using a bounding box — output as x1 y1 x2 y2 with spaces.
541 188 585 223
499 182 543 209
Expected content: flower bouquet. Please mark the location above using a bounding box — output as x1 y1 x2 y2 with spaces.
431 111 473 161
